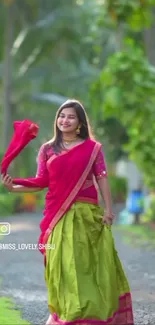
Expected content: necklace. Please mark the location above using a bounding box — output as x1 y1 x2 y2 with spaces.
63 136 78 145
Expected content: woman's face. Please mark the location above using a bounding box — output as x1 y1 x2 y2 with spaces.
57 107 79 134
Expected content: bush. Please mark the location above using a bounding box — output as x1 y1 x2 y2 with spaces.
144 194 155 223
0 184 23 216
0 183 46 216
36 190 46 210
0 193 22 216
109 175 127 203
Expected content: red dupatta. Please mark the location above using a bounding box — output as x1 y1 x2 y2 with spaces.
1 120 39 175
1 120 48 188
1 120 101 256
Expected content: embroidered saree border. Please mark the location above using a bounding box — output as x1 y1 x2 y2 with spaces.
49 292 134 325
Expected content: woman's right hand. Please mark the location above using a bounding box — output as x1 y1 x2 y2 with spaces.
1 174 13 192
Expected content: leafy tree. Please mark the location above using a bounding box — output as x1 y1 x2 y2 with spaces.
0 0 100 150
90 1 155 188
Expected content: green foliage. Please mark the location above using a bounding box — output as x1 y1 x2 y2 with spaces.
90 0 155 189
100 43 155 117
36 189 46 210
97 42 155 188
144 195 155 222
1 0 155 188
0 182 24 216
0 296 30 325
90 41 155 174
102 0 155 30
0 0 103 176
1 0 99 105
0 190 23 217
109 175 127 203
0 194 16 216
115 224 155 248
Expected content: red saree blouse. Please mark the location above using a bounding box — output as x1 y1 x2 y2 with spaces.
36 142 107 206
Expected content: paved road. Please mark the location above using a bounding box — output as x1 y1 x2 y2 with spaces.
0 212 155 325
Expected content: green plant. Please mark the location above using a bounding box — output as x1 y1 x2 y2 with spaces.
0 194 22 216
0 296 30 325
144 195 155 222
91 42 155 189
109 175 127 203
0 184 23 216
103 0 154 30
36 190 46 210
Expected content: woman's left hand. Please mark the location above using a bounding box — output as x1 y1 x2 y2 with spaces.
102 213 115 225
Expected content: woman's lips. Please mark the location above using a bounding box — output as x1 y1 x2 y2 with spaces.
61 124 71 128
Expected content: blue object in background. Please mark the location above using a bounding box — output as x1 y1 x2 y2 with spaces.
126 190 144 214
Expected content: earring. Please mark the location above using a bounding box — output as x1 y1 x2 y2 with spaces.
76 126 81 135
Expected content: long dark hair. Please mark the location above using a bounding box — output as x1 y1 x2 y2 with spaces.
48 99 94 153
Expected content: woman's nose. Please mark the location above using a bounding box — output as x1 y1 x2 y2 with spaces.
63 117 69 123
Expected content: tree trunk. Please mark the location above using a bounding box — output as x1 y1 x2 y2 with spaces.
3 3 14 150
143 8 155 66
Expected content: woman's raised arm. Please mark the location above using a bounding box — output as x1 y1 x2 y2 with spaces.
1 173 42 193
1 144 49 193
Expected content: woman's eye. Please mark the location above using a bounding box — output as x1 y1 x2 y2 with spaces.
59 115 76 119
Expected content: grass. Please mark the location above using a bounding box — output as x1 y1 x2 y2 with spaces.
0 296 31 325
114 223 155 249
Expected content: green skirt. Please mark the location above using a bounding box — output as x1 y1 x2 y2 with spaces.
45 202 134 325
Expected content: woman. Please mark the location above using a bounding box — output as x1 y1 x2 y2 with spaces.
1 99 134 325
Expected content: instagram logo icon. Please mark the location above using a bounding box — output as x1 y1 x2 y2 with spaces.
0 222 11 235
